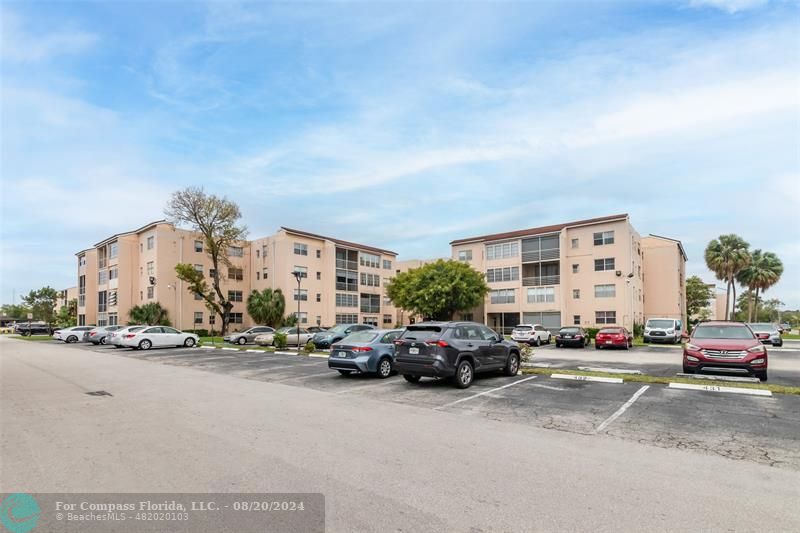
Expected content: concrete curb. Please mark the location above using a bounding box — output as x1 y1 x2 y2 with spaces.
668 382 772 397
578 366 642 375
675 373 760 383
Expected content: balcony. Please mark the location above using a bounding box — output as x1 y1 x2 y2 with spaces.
522 275 560 286
521 248 559 263
336 259 358 271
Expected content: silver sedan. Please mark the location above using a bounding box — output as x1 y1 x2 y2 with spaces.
254 327 314 346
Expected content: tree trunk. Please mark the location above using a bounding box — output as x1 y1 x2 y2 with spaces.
754 287 761 322
747 286 754 322
730 280 737 321
725 279 731 321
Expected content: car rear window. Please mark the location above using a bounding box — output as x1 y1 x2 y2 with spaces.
513 326 532 331
748 323 773 331
693 325 755 339
400 326 442 342
344 331 378 343
559 328 580 334
646 320 674 329
599 328 622 334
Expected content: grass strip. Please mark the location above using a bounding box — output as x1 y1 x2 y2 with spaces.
520 367 800 396
12 335 54 341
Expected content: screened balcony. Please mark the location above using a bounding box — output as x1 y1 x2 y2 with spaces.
522 261 560 286
521 234 560 263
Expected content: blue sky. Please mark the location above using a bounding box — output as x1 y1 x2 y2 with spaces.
1 0 799 307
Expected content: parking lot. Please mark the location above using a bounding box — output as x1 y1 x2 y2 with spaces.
57 339 800 470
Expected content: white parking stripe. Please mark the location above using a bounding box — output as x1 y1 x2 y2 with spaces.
668 382 772 396
595 385 649 434
435 376 538 410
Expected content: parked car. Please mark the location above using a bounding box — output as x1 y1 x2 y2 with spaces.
223 326 275 345
511 324 552 346
394 322 521 389
595 327 633 350
554 327 590 348
118 326 199 350
328 329 404 378
643 318 682 344
86 325 124 345
312 324 375 349
683 321 768 381
14 322 54 336
53 326 94 343
254 327 314 346
747 323 782 347
108 325 146 347
779 323 791 333
307 326 328 333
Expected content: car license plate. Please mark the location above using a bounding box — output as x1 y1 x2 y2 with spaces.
409 347 419 355
564 335 572 339
605 340 612 344
338 351 347 358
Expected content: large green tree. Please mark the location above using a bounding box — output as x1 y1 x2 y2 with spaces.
736 249 783 322
686 276 714 320
704 234 750 320
386 259 489 321
55 298 78 328
21 286 59 324
246 288 286 328
128 302 171 326
0 303 31 319
165 187 248 336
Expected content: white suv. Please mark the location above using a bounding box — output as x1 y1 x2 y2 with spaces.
511 324 552 346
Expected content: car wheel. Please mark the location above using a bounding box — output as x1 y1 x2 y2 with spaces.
184 337 196 348
534 337 541 347
237 337 246 345
595 344 600 350
99 336 107 345
682 365 694 374
776 340 783 347
504 353 520 376
755 371 768 382
337 370 352 376
138 339 152 351
454 360 474 389
67 335 78 343
377 357 392 379
403 374 421 383
555 342 561 348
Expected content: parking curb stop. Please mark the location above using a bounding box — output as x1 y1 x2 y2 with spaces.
552 373 623 384
668 382 772 397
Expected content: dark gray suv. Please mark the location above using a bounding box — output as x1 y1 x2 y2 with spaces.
394 322 521 388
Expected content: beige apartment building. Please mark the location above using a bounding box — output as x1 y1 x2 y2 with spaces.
641 235 688 326
450 214 685 332
76 222 397 331
54 286 78 314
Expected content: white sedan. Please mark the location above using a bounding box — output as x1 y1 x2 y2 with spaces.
53 326 94 343
119 326 199 350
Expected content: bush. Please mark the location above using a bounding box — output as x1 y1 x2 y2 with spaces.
519 344 534 362
633 323 644 338
273 332 288 349
303 340 316 353
584 327 599 340
185 328 209 337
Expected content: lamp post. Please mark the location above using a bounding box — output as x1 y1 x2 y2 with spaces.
291 270 303 349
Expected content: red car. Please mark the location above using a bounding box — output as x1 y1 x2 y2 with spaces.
595 327 633 350
682 321 768 381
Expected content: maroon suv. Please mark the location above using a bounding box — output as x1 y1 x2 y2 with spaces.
683 321 768 381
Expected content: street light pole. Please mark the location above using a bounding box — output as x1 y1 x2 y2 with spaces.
291 270 303 349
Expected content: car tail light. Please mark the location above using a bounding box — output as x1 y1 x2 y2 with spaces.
124 334 136 339
575 335 582 339
747 345 766 354
90 332 97 336
352 347 373 352
425 340 449 348
394 340 403 346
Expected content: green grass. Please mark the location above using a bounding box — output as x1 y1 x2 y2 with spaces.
520 367 800 396
12 335 54 342
783 333 800 340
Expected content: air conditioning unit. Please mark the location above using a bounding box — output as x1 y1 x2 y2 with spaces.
615 270 622 277
149 276 157 286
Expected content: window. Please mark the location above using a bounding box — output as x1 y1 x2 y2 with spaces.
209 269 216 279
360 293 381 313
194 264 203 274
293 312 308 324
486 242 519 260
109 242 118 259
194 292 203 301
571 238 579 249
293 266 308 278
490 289 515 304
194 312 203 324
98 291 107 313
336 293 358 308
230 313 243 324
256 249 260 258
360 272 380 287
98 270 108 285
336 313 358 324
262 268 268 279
256 272 260 280
194 240 203 253
572 264 579 274
262 245 268 258
336 269 358 292
527 287 554 303
79 256 86 267
596 311 617 324
293 289 308 301
383 314 393 324
140 243 143 252
140 291 143 301
383 259 392 269
109 266 118 280
593 231 615 246
78 275 86 306
460 313 474 322
228 290 243 302
316 249 321 259
573 315 581 325
316 293 321 303
362 316 378 327
294 243 308 256
458 250 473 261
147 261 154 277
147 236 154 250
486 266 519 283
360 252 380 268
228 246 244 257
316 272 321 280
573 289 580 299
108 313 118 326
147 286 154 299
594 258 615 271
209 315 216 325
228 267 244 281
594 284 616 298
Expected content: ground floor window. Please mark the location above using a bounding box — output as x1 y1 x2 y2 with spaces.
573 315 580 325
209 315 216 325
97 313 107 327
229 313 243 324
460 313 473 321
336 313 358 324
595 311 617 324
490 289 515 304
108 313 118 326
194 312 203 324
293 312 308 324
363 316 378 327
383 314 393 324
521 312 561 331
78 314 85 326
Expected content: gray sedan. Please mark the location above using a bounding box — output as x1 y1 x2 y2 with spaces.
328 329 404 378
224 326 275 345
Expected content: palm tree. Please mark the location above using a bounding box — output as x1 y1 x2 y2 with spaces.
246 288 286 328
737 250 783 321
704 234 750 320
128 302 171 326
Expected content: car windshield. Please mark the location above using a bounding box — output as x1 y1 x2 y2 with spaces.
401 326 442 342
748 323 774 331
513 326 532 331
343 331 378 343
646 320 674 329
693 325 755 339
559 328 580 334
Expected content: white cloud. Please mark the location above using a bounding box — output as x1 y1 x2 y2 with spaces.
0 9 97 62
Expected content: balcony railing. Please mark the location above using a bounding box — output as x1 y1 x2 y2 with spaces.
336 259 358 271
521 248 560 263
522 275 560 286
